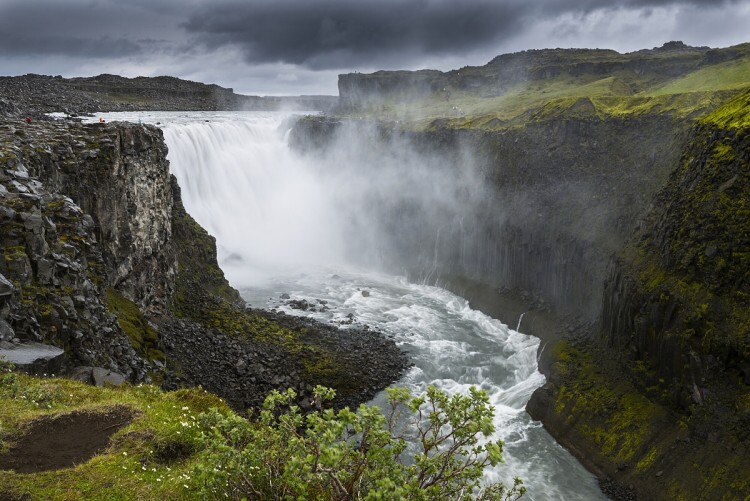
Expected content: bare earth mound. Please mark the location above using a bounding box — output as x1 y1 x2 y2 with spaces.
0 405 138 473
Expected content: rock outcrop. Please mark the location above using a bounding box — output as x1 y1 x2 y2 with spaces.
0 74 337 119
529 92 749 501
0 118 409 411
0 123 152 380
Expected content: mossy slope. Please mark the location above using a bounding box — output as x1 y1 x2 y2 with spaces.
530 89 750 500
339 42 750 130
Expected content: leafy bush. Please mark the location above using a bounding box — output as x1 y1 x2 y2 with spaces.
189 385 525 500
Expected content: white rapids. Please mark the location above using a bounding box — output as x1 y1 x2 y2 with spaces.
90 111 606 500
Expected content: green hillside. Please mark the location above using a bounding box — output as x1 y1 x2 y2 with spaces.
339 42 750 130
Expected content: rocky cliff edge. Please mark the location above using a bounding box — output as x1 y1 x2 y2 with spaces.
0 118 409 411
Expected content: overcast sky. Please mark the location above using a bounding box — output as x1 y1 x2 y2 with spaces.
1 0 748 95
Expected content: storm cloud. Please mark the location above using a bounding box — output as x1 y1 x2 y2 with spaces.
0 0 747 94
183 1 524 69
181 0 743 69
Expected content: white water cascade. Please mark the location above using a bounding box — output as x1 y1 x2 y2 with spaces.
94 111 606 500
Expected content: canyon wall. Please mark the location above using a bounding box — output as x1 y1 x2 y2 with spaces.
290 89 750 499
290 115 689 327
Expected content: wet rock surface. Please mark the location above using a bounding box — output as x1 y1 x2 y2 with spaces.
160 313 410 411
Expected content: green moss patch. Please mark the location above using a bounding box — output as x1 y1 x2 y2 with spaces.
552 341 674 466
547 341 750 500
700 89 750 129
106 289 161 361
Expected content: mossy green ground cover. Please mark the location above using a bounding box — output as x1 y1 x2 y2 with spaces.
0 363 231 500
550 341 750 500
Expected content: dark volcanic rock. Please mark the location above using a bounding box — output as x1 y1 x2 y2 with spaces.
160 314 409 411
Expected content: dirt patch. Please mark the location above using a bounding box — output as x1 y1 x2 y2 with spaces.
0 404 139 473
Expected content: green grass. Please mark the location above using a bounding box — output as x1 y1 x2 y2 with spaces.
649 57 750 95
0 366 231 500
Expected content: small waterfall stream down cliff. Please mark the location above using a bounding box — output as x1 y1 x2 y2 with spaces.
95 111 606 500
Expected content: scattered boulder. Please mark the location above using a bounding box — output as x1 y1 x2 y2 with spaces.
0 341 66 374
92 367 126 387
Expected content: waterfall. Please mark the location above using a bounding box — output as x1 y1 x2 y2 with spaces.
516 311 528 332
161 111 490 286
163 114 345 285
90 111 608 500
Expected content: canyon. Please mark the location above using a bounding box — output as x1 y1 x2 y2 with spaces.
1 41 749 499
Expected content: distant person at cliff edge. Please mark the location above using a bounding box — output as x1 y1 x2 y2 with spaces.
99 117 105 123
25 117 31 124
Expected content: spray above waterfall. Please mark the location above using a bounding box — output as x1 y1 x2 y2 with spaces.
160 111 490 286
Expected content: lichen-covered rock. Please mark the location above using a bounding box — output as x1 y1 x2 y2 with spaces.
7 120 177 317
0 129 150 380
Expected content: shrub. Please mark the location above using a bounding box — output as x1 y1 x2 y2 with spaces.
189 385 525 500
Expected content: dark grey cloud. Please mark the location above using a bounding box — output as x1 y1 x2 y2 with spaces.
182 0 740 69
183 1 523 69
0 0 742 64
0 1 178 58
0 33 140 58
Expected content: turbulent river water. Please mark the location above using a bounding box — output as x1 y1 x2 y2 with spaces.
93 111 606 500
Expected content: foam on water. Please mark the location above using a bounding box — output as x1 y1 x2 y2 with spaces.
240 270 604 500
93 111 606 500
